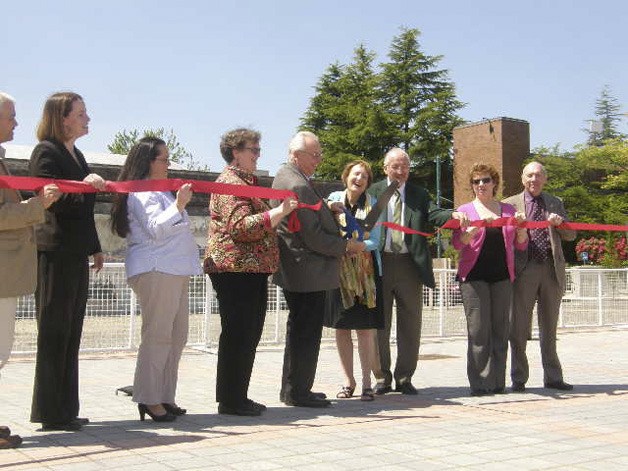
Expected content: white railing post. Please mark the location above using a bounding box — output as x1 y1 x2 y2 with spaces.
438 270 445 337
204 274 212 347
597 270 604 326
274 284 281 344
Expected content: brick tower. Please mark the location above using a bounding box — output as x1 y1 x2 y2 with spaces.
452 117 530 207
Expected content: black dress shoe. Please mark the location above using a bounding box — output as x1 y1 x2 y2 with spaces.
218 402 261 416
0 435 22 449
310 391 327 400
162 403 187 416
544 380 573 391
41 421 82 431
373 383 392 395
492 387 507 394
511 382 526 392
138 404 176 422
284 397 331 408
72 417 90 425
395 382 418 395
470 389 493 397
0 426 10 440
246 399 267 412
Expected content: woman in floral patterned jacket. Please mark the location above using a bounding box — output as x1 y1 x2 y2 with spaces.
204 128 297 416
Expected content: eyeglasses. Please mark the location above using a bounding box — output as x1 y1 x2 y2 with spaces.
472 177 492 185
301 150 323 159
243 147 262 155
386 164 410 171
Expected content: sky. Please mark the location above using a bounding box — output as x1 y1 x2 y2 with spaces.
3 0 627 174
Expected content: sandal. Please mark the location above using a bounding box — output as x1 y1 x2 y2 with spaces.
336 386 355 399
360 388 375 402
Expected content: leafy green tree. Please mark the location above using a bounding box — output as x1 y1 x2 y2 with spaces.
530 140 628 263
108 128 207 171
586 85 626 146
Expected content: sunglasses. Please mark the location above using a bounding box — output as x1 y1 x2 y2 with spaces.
472 177 492 185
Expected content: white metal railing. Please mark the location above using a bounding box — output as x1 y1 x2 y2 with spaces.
12 265 628 354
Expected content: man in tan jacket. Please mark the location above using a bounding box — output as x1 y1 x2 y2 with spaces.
503 161 576 393
0 92 59 448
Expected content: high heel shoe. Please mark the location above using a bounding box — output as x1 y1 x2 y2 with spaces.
138 404 176 422
162 403 187 416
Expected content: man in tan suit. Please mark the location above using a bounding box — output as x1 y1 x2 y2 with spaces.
0 92 59 447
503 161 576 393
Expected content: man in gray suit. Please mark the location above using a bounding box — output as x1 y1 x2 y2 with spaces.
272 131 364 407
0 92 59 447
503 161 576 392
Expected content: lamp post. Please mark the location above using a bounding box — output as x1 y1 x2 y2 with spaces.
435 153 442 258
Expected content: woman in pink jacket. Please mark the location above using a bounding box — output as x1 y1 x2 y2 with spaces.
452 163 528 396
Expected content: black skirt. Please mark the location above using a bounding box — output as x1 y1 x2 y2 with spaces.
323 270 384 330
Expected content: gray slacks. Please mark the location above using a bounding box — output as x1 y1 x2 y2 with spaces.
460 279 512 392
510 259 564 385
129 271 189 405
375 253 422 386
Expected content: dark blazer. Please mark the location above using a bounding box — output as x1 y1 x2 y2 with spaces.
28 139 101 256
502 191 576 292
368 179 452 289
271 162 346 292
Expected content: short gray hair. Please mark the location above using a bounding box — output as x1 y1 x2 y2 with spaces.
522 161 547 177
288 131 318 156
0 92 15 110
384 147 410 166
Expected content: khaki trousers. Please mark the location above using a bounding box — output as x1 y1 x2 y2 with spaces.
129 271 189 405
0 298 17 371
510 259 564 385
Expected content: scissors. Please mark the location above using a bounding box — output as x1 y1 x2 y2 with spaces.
339 180 399 241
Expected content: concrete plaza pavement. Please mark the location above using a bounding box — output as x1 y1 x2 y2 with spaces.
1 327 627 470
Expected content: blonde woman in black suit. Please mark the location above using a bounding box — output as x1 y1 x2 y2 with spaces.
29 92 105 432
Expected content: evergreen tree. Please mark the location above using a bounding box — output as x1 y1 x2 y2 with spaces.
586 85 625 146
300 27 464 200
302 45 390 179
379 27 465 194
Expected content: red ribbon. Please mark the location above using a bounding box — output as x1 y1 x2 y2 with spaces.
381 217 628 237
2 175 625 234
287 201 323 232
0 175 321 232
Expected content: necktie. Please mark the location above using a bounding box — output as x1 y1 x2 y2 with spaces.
529 196 550 261
391 190 403 253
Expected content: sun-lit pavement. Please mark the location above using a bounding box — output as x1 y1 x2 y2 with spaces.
1 328 627 470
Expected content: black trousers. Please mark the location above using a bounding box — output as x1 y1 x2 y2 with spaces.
210 272 268 406
31 251 89 424
280 290 325 402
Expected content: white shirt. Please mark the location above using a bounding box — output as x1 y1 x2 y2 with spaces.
125 191 202 279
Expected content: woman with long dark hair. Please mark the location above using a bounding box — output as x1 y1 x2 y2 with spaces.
111 136 201 422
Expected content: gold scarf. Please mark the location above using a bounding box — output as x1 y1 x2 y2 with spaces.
338 192 377 309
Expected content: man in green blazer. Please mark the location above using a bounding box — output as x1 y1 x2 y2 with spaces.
368 148 467 395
